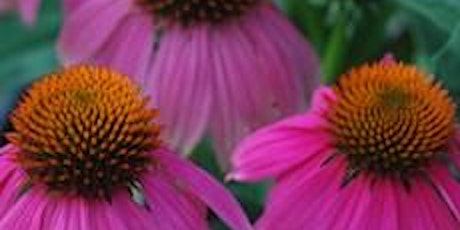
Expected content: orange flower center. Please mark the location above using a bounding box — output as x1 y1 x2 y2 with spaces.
329 59 455 180
137 0 259 24
8 66 161 200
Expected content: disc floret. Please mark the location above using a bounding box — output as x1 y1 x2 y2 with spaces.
138 0 260 24
329 59 456 181
8 66 162 200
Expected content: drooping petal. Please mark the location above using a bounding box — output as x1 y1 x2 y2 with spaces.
92 10 154 83
392 178 460 230
0 185 162 230
448 126 460 165
147 25 212 154
256 158 370 230
0 145 157 230
243 3 320 113
108 191 162 230
84 194 134 230
257 155 460 230
0 188 53 230
58 0 131 65
44 195 91 230
331 178 400 230
142 169 208 230
0 145 28 217
428 166 460 222
153 148 252 230
208 3 320 168
208 22 272 168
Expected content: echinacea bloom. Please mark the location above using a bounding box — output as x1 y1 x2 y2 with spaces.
229 56 460 229
58 0 319 167
0 0 41 25
0 66 252 230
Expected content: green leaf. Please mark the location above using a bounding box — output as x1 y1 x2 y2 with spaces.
345 1 396 67
392 0 460 113
0 0 61 138
393 0 460 32
322 8 347 84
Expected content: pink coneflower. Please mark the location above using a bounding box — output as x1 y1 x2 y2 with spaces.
58 0 319 167
0 65 251 230
229 56 460 229
0 0 41 25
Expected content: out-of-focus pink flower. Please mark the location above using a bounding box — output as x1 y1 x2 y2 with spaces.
229 56 460 229
58 0 320 168
0 0 41 25
0 65 251 230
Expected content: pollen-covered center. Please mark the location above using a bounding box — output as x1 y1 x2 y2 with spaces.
329 61 456 177
8 66 161 200
137 0 259 24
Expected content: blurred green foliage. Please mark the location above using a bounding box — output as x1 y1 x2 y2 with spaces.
280 0 460 91
0 0 459 228
392 0 460 108
0 0 60 143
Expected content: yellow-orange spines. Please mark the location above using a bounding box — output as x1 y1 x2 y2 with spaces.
8 65 161 200
329 60 455 178
137 0 259 24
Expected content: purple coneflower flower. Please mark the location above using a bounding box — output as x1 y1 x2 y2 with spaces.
58 0 319 167
0 0 41 25
229 56 460 229
0 65 251 230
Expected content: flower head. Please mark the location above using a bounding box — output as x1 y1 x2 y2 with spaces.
58 0 319 168
0 65 252 230
7 66 161 200
330 57 455 183
229 56 460 229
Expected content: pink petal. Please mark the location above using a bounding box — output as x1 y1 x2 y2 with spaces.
0 188 51 229
207 3 320 168
348 179 398 230
153 148 252 230
208 22 271 168
142 169 208 230
62 0 84 16
309 86 337 113
147 25 212 155
243 3 320 113
271 163 366 230
381 53 397 66
92 10 154 83
228 111 333 182
257 154 460 230
428 164 460 223
87 198 130 230
17 0 41 25
0 186 154 230
109 191 161 230
0 145 28 217
393 178 459 230
58 0 131 65
448 126 460 165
